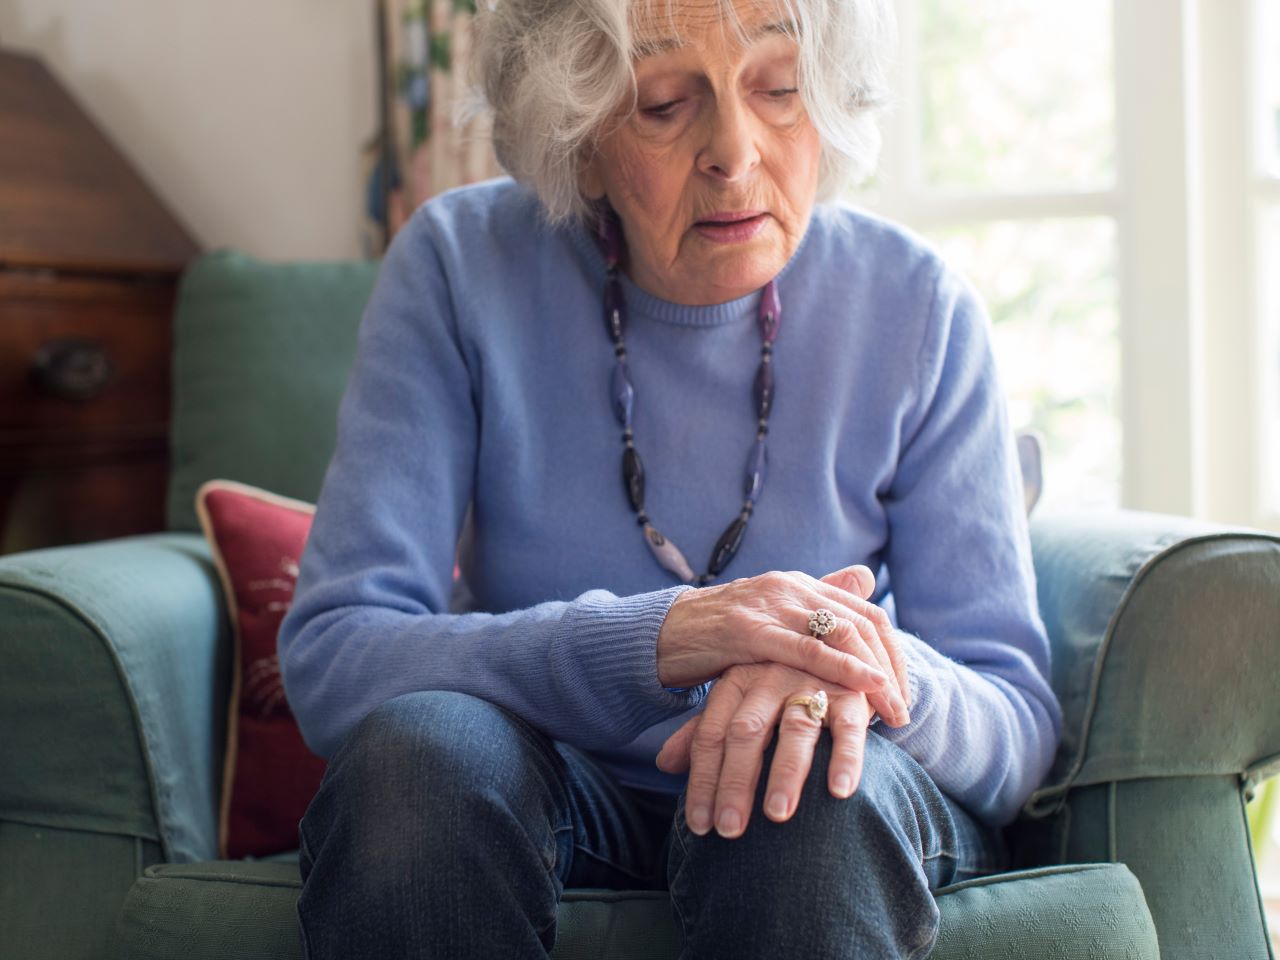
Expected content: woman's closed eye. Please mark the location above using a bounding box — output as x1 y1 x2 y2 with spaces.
642 99 685 119
641 89 799 121
758 88 801 117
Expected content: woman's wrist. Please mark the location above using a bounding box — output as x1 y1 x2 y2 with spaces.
656 589 687 688
656 586 714 688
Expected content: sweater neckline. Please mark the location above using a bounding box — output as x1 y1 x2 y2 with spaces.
567 210 816 328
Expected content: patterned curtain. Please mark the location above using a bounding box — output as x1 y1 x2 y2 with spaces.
361 0 503 256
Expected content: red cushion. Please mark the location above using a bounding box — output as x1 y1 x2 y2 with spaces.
196 479 326 860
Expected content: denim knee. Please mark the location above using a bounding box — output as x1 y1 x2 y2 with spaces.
299 690 566 875
667 731 952 959
748 732 948 879
814 732 947 859
296 694 581 957
331 689 535 785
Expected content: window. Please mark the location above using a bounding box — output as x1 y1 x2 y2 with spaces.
1259 2 1280 180
851 0 1280 530
856 0 1121 512
1256 0 1280 514
916 0 1114 193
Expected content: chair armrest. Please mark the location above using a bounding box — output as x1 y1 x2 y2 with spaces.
0 532 230 862
1025 507 1280 813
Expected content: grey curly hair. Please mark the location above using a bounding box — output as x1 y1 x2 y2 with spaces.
463 0 897 227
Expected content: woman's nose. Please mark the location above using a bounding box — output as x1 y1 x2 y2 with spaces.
696 98 761 181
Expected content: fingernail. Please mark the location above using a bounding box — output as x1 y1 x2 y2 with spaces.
716 808 742 837
766 792 788 819
834 773 853 798
689 806 711 835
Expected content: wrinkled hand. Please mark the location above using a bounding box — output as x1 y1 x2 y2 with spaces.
656 564 911 726
656 661 874 839
654 564 911 839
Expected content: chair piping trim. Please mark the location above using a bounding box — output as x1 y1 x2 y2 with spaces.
1024 530 1280 818
140 868 301 890
1107 780 1117 862
931 861 1132 896
1239 783 1278 960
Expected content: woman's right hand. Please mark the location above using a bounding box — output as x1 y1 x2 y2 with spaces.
656 564 912 727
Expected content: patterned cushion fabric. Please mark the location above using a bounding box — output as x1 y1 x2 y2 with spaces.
195 479 326 860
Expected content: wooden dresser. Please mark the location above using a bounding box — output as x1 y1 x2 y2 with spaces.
0 48 200 555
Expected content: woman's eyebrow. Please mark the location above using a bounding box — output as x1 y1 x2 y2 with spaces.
633 36 683 59
749 19 799 43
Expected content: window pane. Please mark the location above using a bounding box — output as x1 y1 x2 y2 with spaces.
924 217 1121 511
1263 205 1280 511
917 0 1115 192
1258 0 1280 177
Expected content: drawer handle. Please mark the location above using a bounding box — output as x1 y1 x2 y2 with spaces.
31 338 115 400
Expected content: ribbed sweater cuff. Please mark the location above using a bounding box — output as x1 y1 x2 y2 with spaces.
554 582 709 741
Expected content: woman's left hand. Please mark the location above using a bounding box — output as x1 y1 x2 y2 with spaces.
655 660 874 839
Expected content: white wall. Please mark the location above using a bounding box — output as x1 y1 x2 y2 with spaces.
0 0 378 261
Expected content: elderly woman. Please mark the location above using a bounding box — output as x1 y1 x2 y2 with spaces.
279 0 1063 955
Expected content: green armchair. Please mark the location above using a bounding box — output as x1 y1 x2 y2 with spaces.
2 249 1277 960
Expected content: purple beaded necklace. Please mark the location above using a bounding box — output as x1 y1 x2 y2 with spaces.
595 204 779 587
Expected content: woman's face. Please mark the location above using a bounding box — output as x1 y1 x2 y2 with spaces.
581 0 822 306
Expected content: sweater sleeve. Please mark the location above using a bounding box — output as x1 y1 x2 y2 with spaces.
276 208 709 762
871 261 1064 828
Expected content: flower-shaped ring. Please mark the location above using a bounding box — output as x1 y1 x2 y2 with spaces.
808 607 836 638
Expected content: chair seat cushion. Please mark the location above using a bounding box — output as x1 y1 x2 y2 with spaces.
112 857 1157 960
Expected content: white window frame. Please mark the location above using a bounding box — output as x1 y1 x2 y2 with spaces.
1196 0 1275 532
862 0 1275 530
1246 0 1280 529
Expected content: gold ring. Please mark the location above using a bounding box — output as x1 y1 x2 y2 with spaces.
786 689 829 724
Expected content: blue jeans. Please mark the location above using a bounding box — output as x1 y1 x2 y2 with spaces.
296 690 1009 959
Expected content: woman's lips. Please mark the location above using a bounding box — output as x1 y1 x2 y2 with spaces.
693 212 768 244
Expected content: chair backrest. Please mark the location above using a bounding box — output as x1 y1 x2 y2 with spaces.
166 249 379 532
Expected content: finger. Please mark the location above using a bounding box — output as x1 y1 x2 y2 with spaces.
684 676 747 836
743 624 891 697
822 607 895 697
656 713 701 774
836 609 909 726
819 563 875 600
794 605 906 726
762 690 826 824
811 578 911 718
806 585 911 725
820 586 910 720
827 694 870 799
866 607 912 721
875 625 911 723
711 682 786 839
850 608 910 725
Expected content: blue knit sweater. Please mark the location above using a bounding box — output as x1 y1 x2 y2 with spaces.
277 176 1063 828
